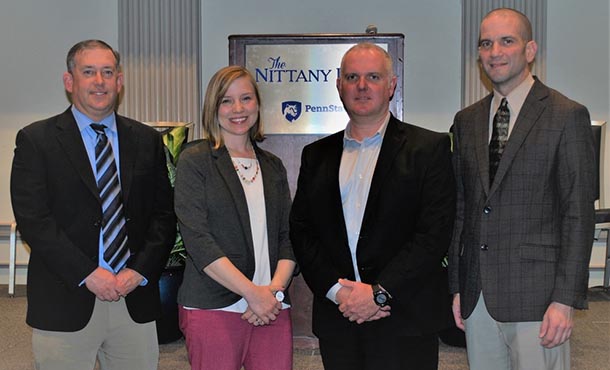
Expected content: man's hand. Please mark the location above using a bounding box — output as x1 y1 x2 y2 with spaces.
366 307 391 322
115 268 144 297
336 285 352 305
337 279 390 324
85 267 119 301
539 301 574 348
452 293 465 331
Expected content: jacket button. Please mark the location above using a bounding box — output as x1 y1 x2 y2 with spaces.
483 206 492 214
480 244 488 251
93 220 101 227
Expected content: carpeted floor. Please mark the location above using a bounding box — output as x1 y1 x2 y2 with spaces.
0 285 608 370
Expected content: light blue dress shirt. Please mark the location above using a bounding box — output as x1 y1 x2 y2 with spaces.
326 113 390 304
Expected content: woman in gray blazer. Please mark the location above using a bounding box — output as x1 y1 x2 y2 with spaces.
174 66 296 370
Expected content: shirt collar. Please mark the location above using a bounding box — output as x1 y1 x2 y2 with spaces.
492 73 535 114
71 105 118 135
344 112 391 145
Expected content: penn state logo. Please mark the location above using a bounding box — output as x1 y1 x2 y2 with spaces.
282 101 302 123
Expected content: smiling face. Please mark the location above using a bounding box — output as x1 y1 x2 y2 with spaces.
63 47 123 122
337 45 396 124
478 10 537 96
217 76 259 142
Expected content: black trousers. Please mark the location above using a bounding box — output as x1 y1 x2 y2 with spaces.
318 329 439 370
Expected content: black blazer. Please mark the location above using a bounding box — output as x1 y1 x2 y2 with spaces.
290 115 456 337
10 108 176 331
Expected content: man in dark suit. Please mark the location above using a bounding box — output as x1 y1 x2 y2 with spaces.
449 8 596 370
290 43 456 370
10 39 176 369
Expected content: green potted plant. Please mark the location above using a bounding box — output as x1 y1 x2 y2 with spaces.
163 124 188 267
152 122 191 343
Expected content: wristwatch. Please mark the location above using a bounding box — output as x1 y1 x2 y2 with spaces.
372 284 391 307
274 290 285 303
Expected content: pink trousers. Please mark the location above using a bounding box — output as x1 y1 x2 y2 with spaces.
179 307 293 370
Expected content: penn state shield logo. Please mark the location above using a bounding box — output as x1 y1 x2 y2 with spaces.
282 101 302 123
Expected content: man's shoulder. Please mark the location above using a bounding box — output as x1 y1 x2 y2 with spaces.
116 115 161 137
392 117 450 145
455 95 491 120
21 108 72 132
543 84 587 111
303 130 344 152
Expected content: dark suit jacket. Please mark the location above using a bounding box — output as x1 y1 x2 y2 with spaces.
290 115 456 337
448 79 596 322
10 107 176 331
174 140 295 309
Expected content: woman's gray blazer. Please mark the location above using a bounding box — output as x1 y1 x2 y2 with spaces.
175 140 295 308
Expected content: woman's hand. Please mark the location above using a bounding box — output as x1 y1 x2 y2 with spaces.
242 285 282 325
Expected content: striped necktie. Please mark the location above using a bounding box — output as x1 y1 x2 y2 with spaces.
489 98 510 184
90 124 129 272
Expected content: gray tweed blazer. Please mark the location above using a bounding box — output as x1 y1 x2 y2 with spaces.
448 79 596 322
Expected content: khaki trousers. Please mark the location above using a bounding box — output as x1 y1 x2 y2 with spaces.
464 293 570 370
32 298 158 370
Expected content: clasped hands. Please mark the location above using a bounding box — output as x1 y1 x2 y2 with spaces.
241 284 283 327
337 279 391 324
85 267 143 301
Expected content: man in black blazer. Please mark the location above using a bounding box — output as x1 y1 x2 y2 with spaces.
449 9 596 370
290 43 456 370
10 40 176 369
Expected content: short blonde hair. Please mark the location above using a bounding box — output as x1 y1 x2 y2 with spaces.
202 66 264 149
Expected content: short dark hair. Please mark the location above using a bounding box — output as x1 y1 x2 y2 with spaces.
66 39 120 73
481 8 533 42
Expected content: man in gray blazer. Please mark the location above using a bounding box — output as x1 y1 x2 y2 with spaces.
449 8 596 370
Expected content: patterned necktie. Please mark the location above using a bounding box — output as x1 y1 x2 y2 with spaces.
90 124 129 272
489 98 510 184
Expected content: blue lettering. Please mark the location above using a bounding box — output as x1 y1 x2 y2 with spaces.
268 56 286 69
320 69 332 82
255 68 268 83
304 104 344 113
295 70 308 82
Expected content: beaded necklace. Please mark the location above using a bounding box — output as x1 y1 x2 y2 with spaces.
234 158 253 170
232 157 259 184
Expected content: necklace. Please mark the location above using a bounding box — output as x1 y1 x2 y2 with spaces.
234 158 253 170
226 144 258 184
233 158 259 184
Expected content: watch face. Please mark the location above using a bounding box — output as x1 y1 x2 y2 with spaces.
374 292 388 306
274 291 285 302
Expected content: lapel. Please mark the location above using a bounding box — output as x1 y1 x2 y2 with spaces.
474 95 493 197
55 108 100 201
326 132 349 241
117 115 137 202
363 116 407 218
212 144 255 253
489 79 547 196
